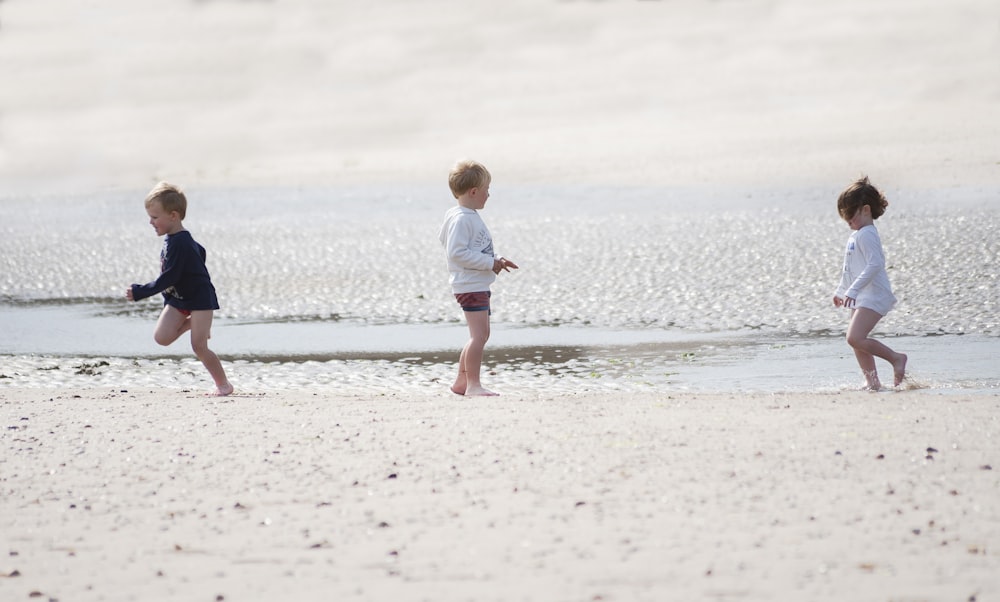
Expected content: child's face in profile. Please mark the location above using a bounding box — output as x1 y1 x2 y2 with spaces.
844 204 872 231
469 183 490 209
147 201 182 236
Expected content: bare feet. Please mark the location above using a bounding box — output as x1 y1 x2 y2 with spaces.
450 385 465 395
892 354 908 387
208 382 234 397
862 369 881 392
463 386 499 397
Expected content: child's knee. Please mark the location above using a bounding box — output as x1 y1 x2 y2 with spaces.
153 332 173 346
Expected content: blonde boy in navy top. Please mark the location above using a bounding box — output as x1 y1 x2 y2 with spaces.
439 160 518 396
126 182 233 396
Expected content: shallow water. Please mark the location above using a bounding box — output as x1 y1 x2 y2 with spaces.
1 184 997 393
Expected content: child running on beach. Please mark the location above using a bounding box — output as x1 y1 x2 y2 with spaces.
832 176 907 390
439 160 518 396
126 182 234 396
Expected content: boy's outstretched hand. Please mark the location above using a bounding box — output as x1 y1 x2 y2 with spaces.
125 287 135 301
493 257 519 274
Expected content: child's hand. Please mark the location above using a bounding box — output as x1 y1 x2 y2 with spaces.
493 257 519 274
833 296 843 307
125 287 134 301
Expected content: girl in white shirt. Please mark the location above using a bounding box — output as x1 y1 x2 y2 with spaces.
833 176 907 390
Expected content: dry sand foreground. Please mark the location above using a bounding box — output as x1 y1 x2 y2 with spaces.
1 387 998 601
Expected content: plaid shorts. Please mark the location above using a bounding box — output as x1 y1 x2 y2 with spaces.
454 291 491 313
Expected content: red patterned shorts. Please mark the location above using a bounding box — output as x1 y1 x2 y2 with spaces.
454 291 491 313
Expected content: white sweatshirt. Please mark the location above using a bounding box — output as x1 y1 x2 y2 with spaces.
439 205 497 294
835 224 897 316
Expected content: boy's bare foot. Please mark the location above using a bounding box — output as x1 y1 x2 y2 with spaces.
450 386 466 395
208 382 234 397
464 386 499 397
892 354 908 387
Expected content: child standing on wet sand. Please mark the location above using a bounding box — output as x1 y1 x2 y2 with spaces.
126 182 233 397
833 176 907 390
439 160 518 397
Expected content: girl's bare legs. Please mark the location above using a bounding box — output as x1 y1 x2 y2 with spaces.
451 310 497 397
189 310 233 396
846 308 908 389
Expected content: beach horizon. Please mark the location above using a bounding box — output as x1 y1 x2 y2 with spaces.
2 0 997 195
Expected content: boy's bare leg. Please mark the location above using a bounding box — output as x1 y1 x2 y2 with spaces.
153 306 192 347
189 310 233 396
453 310 498 397
847 308 907 388
451 343 469 395
450 310 480 394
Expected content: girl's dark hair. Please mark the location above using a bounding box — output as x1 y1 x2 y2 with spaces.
837 176 888 220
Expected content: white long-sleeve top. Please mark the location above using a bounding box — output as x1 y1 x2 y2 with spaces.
439 205 497 294
834 224 897 316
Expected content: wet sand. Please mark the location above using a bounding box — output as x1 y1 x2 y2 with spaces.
2 387 998 601
2 330 999 395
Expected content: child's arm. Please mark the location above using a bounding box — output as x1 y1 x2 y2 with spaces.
843 230 886 304
444 221 496 272
128 240 190 302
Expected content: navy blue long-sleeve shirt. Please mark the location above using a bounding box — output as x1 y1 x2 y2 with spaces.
131 230 220 311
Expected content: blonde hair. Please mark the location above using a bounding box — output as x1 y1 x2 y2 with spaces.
144 181 187 219
448 160 491 198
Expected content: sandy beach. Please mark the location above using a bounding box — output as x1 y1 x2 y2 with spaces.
2 0 1000 599
1 387 997 601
